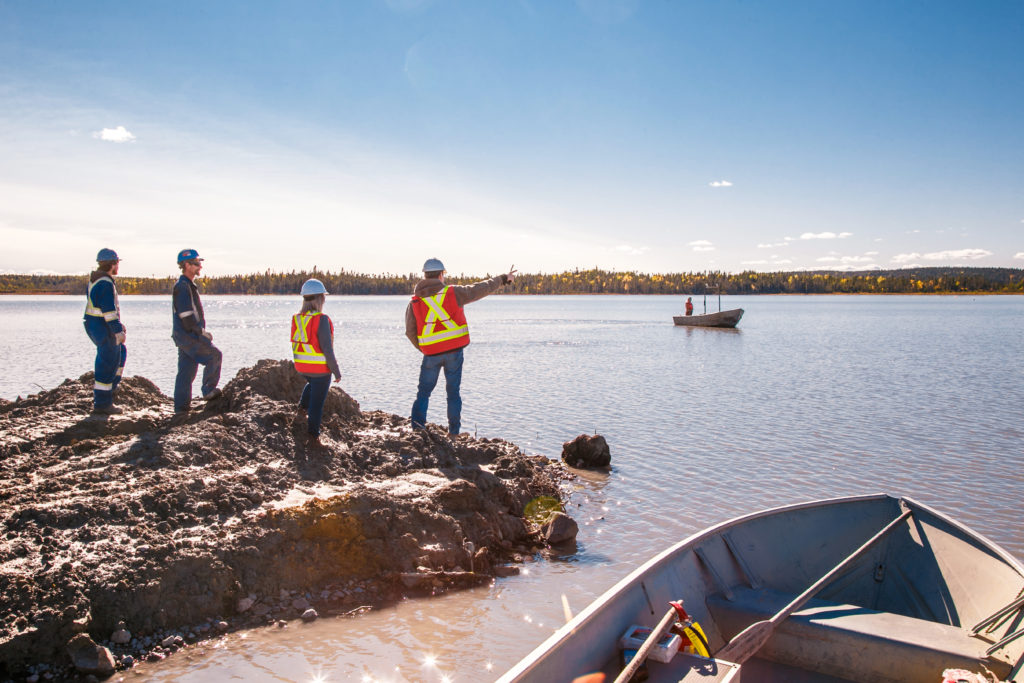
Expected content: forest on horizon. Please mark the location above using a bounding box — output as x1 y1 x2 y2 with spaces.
2 266 1023 296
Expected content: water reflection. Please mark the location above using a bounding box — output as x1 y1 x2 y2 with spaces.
1 295 1022 681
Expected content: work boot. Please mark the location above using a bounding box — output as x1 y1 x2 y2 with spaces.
305 433 323 449
91 404 123 416
202 388 222 401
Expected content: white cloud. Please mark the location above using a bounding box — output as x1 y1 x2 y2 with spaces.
92 126 136 143
865 251 879 256
741 259 769 265
892 248 992 264
922 248 992 261
773 258 792 265
800 231 852 240
816 257 838 263
613 244 650 255
688 239 715 252
757 242 788 249
708 180 733 188
1015 252 1024 259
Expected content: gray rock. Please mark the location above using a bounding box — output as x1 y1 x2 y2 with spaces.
291 597 311 610
215 620 229 631
560 434 611 468
66 634 116 675
542 512 579 544
237 596 255 613
301 608 319 622
122 655 135 668
111 628 131 645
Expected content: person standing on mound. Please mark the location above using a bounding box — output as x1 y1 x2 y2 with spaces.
405 258 516 436
291 278 341 447
171 248 222 416
84 248 127 415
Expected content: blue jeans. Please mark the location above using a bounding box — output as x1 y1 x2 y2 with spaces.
299 374 332 436
173 333 222 411
84 319 126 407
411 348 464 434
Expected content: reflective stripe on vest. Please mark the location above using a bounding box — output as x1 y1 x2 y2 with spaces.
414 286 469 354
84 276 121 321
291 312 330 373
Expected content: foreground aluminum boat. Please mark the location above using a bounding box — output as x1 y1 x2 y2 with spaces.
499 494 1024 683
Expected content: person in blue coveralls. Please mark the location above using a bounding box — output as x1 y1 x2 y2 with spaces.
290 278 342 447
83 248 127 415
171 249 222 415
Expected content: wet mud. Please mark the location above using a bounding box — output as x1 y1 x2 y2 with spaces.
0 360 571 679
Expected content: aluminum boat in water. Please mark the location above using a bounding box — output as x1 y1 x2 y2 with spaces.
498 494 1024 683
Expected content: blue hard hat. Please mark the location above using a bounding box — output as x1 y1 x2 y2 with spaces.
177 248 203 263
300 278 328 296
96 248 120 263
423 258 445 273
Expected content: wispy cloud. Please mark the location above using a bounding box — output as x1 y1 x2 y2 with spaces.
688 239 715 252
92 126 136 143
800 231 852 240
757 242 788 248
1014 252 1024 260
613 244 650 255
892 248 992 264
708 180 733 188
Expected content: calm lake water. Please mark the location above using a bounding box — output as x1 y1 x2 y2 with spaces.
2 293 1022 681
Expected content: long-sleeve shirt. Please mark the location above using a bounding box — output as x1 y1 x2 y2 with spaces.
404 274 509 350
84 272 124 335
172 275 206 338
315 314 342 379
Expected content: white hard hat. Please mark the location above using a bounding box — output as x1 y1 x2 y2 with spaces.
423 258 445 272
300 278 328 296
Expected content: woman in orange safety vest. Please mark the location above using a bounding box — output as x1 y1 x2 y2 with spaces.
291 278 341 447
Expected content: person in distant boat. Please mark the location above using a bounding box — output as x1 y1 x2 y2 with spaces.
84 248 127 415
171 248 223 416
405 258 516 436
685 297 694 316
290 278 341 448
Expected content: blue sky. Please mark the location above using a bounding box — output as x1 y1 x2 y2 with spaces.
1 0 1022 277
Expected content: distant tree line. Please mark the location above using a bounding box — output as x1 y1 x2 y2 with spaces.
2 267 1022 296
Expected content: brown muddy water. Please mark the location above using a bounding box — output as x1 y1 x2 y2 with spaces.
2 294 1022 681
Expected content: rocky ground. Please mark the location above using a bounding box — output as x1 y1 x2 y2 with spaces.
0 360 573 681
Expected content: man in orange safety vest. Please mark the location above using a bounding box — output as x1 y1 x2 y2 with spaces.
406 258 516 435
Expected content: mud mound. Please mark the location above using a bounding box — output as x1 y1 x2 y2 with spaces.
219 358 360 421
0 362 570 678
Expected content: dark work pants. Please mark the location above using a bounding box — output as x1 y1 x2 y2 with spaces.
173 333 222 412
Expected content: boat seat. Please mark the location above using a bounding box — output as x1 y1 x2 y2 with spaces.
707 587 1009 683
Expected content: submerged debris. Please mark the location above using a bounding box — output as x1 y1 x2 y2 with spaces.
0 359 570 678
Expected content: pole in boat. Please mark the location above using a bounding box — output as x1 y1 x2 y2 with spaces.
715 506 914 665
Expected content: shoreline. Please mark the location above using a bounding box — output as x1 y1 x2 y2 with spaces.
0 361 573 680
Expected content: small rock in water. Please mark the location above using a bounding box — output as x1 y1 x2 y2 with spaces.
560 434 611 468
542 511 579 545
301 608 319 622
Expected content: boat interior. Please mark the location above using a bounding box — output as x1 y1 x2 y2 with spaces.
504 495 1024 683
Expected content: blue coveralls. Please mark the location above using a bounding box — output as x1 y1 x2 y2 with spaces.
83 275 126 408
172 275 222 412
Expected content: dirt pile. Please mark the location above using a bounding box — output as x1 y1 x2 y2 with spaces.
0 360 570 678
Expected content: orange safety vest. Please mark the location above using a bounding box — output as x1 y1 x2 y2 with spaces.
412 286 470 355
291 312 333 374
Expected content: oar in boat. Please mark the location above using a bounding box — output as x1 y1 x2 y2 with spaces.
716 507 913 665
613 605 677 683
